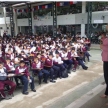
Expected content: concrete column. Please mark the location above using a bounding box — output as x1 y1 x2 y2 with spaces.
3 7 7 32
31 6 34 34
81 2 86 38
13 9 18 36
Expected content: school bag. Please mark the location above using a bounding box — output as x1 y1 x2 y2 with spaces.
62 69 68 78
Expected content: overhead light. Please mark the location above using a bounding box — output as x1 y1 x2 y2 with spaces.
12 3 26 7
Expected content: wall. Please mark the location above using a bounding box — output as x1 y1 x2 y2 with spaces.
17 11 108 27
17 18 28 26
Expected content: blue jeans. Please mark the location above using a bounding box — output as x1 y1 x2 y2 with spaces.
55 64 66 77
21 75 35 92
52 65 60 78
78 60 86 68
83 52 90 62
63 60 73 69
37 69 49 82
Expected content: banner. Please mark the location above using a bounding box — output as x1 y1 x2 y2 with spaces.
14 2 77 13
34 12 51 21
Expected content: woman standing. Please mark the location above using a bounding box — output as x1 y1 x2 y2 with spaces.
100 32 108 105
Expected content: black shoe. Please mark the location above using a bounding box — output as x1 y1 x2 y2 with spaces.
39 80 41 85
50 80 56 83
59 77 62 79
83 67 88 70
23 91 29 95
68 70 71 74
16 83 20 87
32 89 36 92
55 78 57 80
43 80 48 83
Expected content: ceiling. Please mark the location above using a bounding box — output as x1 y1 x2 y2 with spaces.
0 1 44 7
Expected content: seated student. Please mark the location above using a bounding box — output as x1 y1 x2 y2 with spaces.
6 49 15 62
0 48 6 63
30 43 36 53
68 48 79 72
41 51 48 59
61 48 73 73
53 51 66 78
80 43 90 62
71 48 88 70
32 57 49 84
14 56 23 68
4 58 15 73
84 38 91 49
41 51 60 79
4 58 21 86
37 53 42 61
20 51 29 65
23 45 30 55
44 54 56 83
0 61 16 100
15 60 36 95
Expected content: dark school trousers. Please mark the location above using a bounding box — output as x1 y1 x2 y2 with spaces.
0 80 16 97
103 62 108 95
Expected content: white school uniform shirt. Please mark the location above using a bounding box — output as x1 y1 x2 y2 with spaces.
36 61 41 69
0 68 7 76
58 50 62 53
18 67 26 73
8 62 15 71
45 45 49 49
61 53 67 58
71 52 77 57
10 53 14 60
50 45 55 49
30 46 36 53
52 56 63 63
48 37 51 41
17 49 22 54
72 43 78 52
23 49 29 54
15 46 19 50
5 48 13 53
0 50 2 57
80 39 84 43
15 57 23 62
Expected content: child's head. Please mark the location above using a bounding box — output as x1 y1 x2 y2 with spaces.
6 58 11 63
71 47 75 53
34 57 38 63
49 53 53 59
21 51 25 55
37 53 41 59
8 49 12 54
55 52 59 58
20 60 25 67
0 61 3 69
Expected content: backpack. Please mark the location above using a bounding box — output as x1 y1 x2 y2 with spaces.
62 69 68 78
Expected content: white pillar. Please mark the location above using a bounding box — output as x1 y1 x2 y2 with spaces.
13 9 18 36
3 7 7 31
81 2 86 38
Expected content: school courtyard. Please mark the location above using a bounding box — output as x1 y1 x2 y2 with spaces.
0 44 107 108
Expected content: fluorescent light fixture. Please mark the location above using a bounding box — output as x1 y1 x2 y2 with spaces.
12 3 26 7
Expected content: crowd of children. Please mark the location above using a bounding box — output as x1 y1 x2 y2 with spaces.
0 34 91 100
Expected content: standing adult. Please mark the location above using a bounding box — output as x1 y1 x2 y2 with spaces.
100 32 108 106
